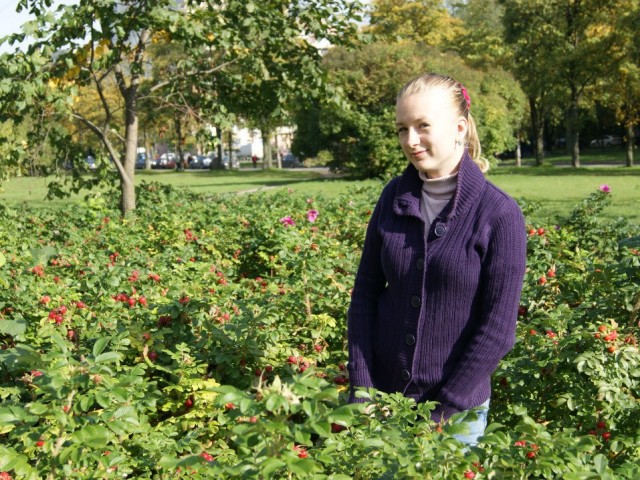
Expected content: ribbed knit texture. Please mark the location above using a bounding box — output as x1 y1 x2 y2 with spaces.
347 152 527 421
419 171 458 235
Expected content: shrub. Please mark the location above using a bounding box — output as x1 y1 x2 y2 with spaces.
0 182 638 478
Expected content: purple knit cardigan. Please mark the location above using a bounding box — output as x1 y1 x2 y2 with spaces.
347 152 527 421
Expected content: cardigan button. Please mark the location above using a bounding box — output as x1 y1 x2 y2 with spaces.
434 224 447 237
401 369 411 381
405 334 416 345
416 257 424 270
410 296 421 308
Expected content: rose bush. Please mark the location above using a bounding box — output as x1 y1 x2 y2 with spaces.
0 182 638 479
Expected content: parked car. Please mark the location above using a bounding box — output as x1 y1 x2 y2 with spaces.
201 156 213 168
135 153 147 169
590 135 623 147
153 153 177 169
188 155 201 169
282 153 302 168
188 155 212 169
222 154 239 169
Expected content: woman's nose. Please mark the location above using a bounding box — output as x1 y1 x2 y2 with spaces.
407 128 420 146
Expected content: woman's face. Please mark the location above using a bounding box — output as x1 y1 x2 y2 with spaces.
395 87 467 179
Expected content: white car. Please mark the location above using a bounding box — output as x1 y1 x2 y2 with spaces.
590 135 622 147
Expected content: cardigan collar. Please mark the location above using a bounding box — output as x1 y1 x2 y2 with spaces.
392 151 487 222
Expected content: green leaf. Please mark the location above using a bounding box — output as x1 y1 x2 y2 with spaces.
261 457 286 476
594 454 608 474
0 318 27 337
361 438 384 448
94 351 121 364
483 422 505 434
327 404 358 425
95 392 111 408
265 394 285 412
29 245 56 265
27 402 48 415
92 337 110 357
0 252 6 267
0 446 36 478
0 344 42 370
71 425 112 448
311 420 331 437
0 407 22 425
58 443 82 463
286 457 318 476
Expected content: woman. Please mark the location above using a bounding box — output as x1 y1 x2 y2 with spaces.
347 73 527 445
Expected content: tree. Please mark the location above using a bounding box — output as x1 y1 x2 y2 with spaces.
214 2 364 169
298 41 525 178
367 0 462 47
140 39 219 171
500 1 565 165
600 1 640 167
452 0 530 166
451 0 507 70
0 0 364 215
501 0 627 168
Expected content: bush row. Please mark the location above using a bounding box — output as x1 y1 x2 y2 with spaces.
0 182 638 479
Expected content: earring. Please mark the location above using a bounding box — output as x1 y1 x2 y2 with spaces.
456 139 463 146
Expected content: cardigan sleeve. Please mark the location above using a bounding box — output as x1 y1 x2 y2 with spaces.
346 183 393 403
432 201 527 421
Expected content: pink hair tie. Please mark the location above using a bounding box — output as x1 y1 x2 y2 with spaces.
459 84 471 109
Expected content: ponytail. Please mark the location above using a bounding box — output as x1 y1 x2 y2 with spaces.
466 112 488 173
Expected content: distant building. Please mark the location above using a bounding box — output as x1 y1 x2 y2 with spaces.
235 126 295 160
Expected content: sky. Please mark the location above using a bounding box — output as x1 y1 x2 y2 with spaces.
0 0 39 52
0 0 32 35
0 0 78 52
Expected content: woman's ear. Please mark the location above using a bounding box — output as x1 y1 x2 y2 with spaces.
457 116 468 138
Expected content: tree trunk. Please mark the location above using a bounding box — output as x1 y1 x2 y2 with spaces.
626 123 635 167
120 92 138 216
145 139 153 169
262 127 273 169
274 131 282 168
515 138 522 167
568 88 580 168
175 116 185 171
530 97 545 166
213 127 223 169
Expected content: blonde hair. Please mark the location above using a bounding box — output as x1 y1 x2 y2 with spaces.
397 73 489 173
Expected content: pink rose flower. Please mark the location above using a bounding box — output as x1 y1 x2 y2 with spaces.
279 216 296 227
306 209 319 223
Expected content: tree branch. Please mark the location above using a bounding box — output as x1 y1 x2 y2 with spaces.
70 110 126 178
149 58 239 93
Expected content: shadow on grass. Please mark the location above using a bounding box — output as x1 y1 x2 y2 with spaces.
493 166 640 177
196 177 365 194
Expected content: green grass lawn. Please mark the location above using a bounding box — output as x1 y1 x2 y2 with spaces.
2 157 639 225
487 166 640 224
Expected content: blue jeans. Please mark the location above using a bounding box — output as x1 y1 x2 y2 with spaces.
452 399 490 447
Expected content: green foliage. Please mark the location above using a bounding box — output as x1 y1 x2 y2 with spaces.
0 0 365 214
367 0 462 47
0 182 639 478
294 41 525 178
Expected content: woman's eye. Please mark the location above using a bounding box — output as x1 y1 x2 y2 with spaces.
419 123 429 129
397 127 407 134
